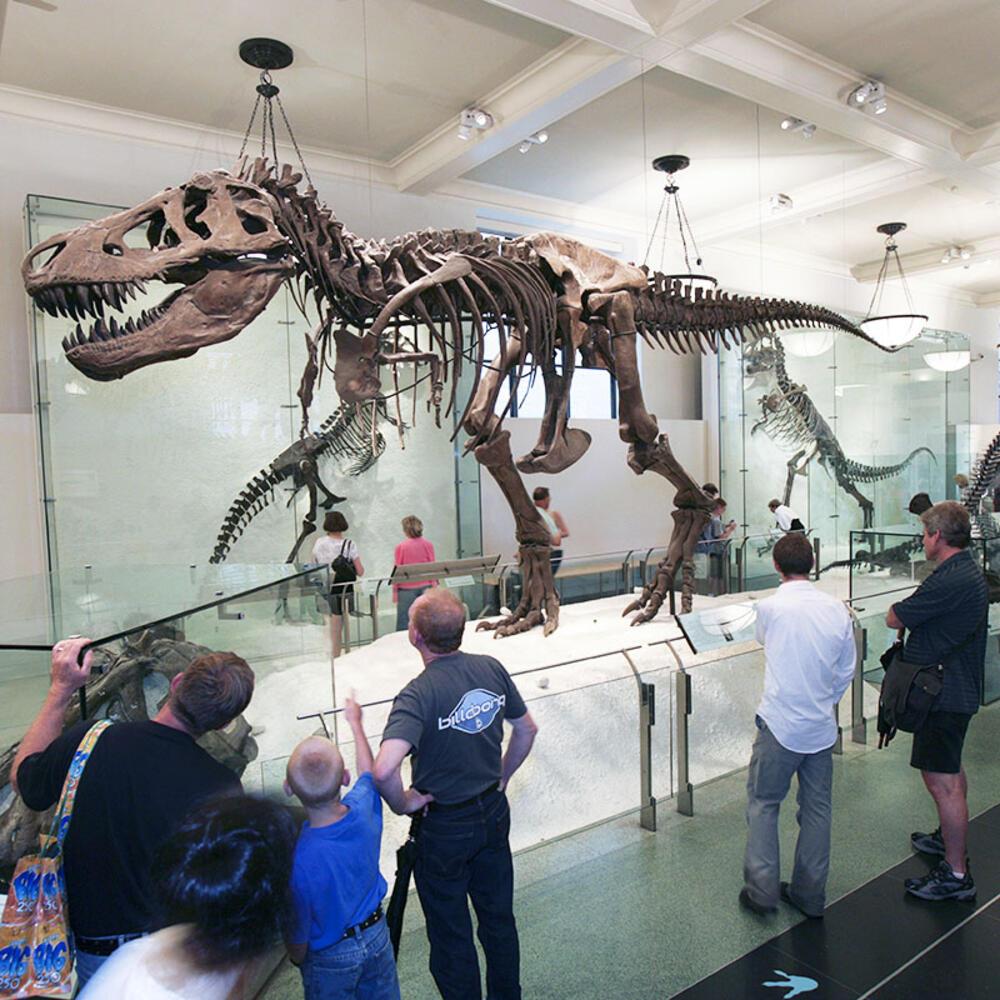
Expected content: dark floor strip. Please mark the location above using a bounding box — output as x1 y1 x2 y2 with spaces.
670 806 1000 999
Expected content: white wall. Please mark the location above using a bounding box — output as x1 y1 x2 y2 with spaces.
480 417 708 562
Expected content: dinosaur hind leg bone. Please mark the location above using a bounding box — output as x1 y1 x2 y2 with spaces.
587 289 712 619
474 431 560 637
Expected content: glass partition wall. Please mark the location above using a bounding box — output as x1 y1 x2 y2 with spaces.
719 325 971 568
24 194 480 587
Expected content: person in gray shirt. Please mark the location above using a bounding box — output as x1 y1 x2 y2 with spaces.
373 590 537 1000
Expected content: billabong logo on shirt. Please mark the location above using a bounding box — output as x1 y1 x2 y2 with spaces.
438 689 505 733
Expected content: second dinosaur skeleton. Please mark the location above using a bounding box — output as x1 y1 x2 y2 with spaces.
22 159 891 633
745 335 933 528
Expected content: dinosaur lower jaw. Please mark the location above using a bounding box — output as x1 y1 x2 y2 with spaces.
62 264 289 379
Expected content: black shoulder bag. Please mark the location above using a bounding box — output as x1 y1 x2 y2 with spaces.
877 611 987 748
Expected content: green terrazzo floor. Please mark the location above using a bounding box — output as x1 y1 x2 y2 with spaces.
257 700 1000 999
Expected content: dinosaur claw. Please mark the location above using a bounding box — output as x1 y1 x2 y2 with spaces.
622 599 643 616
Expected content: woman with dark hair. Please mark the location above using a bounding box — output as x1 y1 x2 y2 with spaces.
79 795 296 999
312 511 365 657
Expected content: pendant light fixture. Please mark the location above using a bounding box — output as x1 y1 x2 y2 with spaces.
643 155 717 295
859 222 927 349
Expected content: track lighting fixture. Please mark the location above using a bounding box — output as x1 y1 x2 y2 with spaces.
457 107 494 141
780 117 816 138
517 130 548 154
939 246 973 264
847 80 887 115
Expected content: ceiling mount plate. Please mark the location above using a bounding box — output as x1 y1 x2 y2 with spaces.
239 38 294 71
876 222 907 237
652 154 690 175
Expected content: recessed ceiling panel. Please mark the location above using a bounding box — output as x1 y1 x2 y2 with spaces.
467 67 881 227
748 0 1000 129
0 0 568 161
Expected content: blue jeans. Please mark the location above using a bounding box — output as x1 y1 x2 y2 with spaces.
744 717 833 915
396 586 430 631
74 949 110 991
300 918 400 1000
415 790 520 1000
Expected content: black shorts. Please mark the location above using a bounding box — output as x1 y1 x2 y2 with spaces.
318 587 353 616
910 711 972 774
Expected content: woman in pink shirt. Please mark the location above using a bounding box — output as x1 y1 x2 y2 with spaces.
393 516 436 631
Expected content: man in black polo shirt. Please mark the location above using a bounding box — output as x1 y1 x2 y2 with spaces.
12 637 254 987
373 590 537 1000
887 501 988 900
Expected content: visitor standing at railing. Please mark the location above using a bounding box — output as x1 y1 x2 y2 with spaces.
532 486 569 576
12 640 255 989
393 515 437 631
886 500 988 902
284 694 409 999
373 589 538 1000
740 532 855 920
312 511 365 657
696 497 736 596
767 498 805 533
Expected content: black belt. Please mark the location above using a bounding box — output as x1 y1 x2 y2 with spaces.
428 781 500 812
75 932 147 956
340 904 384 942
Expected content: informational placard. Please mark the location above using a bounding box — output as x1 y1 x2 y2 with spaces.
675 601 758 653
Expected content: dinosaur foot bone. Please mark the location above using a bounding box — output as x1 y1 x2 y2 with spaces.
515 428 592 474
477 545 560 637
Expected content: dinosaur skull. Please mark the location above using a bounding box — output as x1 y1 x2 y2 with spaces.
22 170 294 380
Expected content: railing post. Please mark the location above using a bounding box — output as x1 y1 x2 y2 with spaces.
813 536 821 581
622 650 657 831
675 668 693 816
852 619 867 744
735 544 744 592
639 679 656 831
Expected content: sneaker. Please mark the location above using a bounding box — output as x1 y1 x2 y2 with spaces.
910 827 946 856
739 887 776 916
780 881 823 919
905 861 976 901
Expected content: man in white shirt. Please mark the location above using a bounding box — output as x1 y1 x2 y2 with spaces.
740 532 856 919
767 498 805 533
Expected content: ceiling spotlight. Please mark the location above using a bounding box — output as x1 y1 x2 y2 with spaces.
780 117 816 137
517 130 549 154
770 193 794 212
940 245 974 264
847 80 887 115
457 106 494 141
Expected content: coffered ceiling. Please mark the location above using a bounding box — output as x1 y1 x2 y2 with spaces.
3 0 1000 303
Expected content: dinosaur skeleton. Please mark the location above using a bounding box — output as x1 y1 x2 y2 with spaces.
744 335 933 528
209 400 390 564
22 158 888 633
962 431 1000 539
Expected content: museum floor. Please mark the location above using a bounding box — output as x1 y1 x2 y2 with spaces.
257 697 1000 1000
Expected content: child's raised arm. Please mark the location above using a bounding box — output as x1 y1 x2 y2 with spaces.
343 691 374 776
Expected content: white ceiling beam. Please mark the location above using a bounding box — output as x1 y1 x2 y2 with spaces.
394 0 771 194
851 235 1000 283
392 39 641 194
697 160 939 244
664 23 1000 199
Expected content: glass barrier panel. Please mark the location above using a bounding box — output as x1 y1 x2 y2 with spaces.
0 648 53 749
250 655 646 877
735 535 782 593
686 644 765 786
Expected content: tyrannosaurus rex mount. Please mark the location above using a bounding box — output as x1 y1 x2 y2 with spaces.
22 158 889 634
